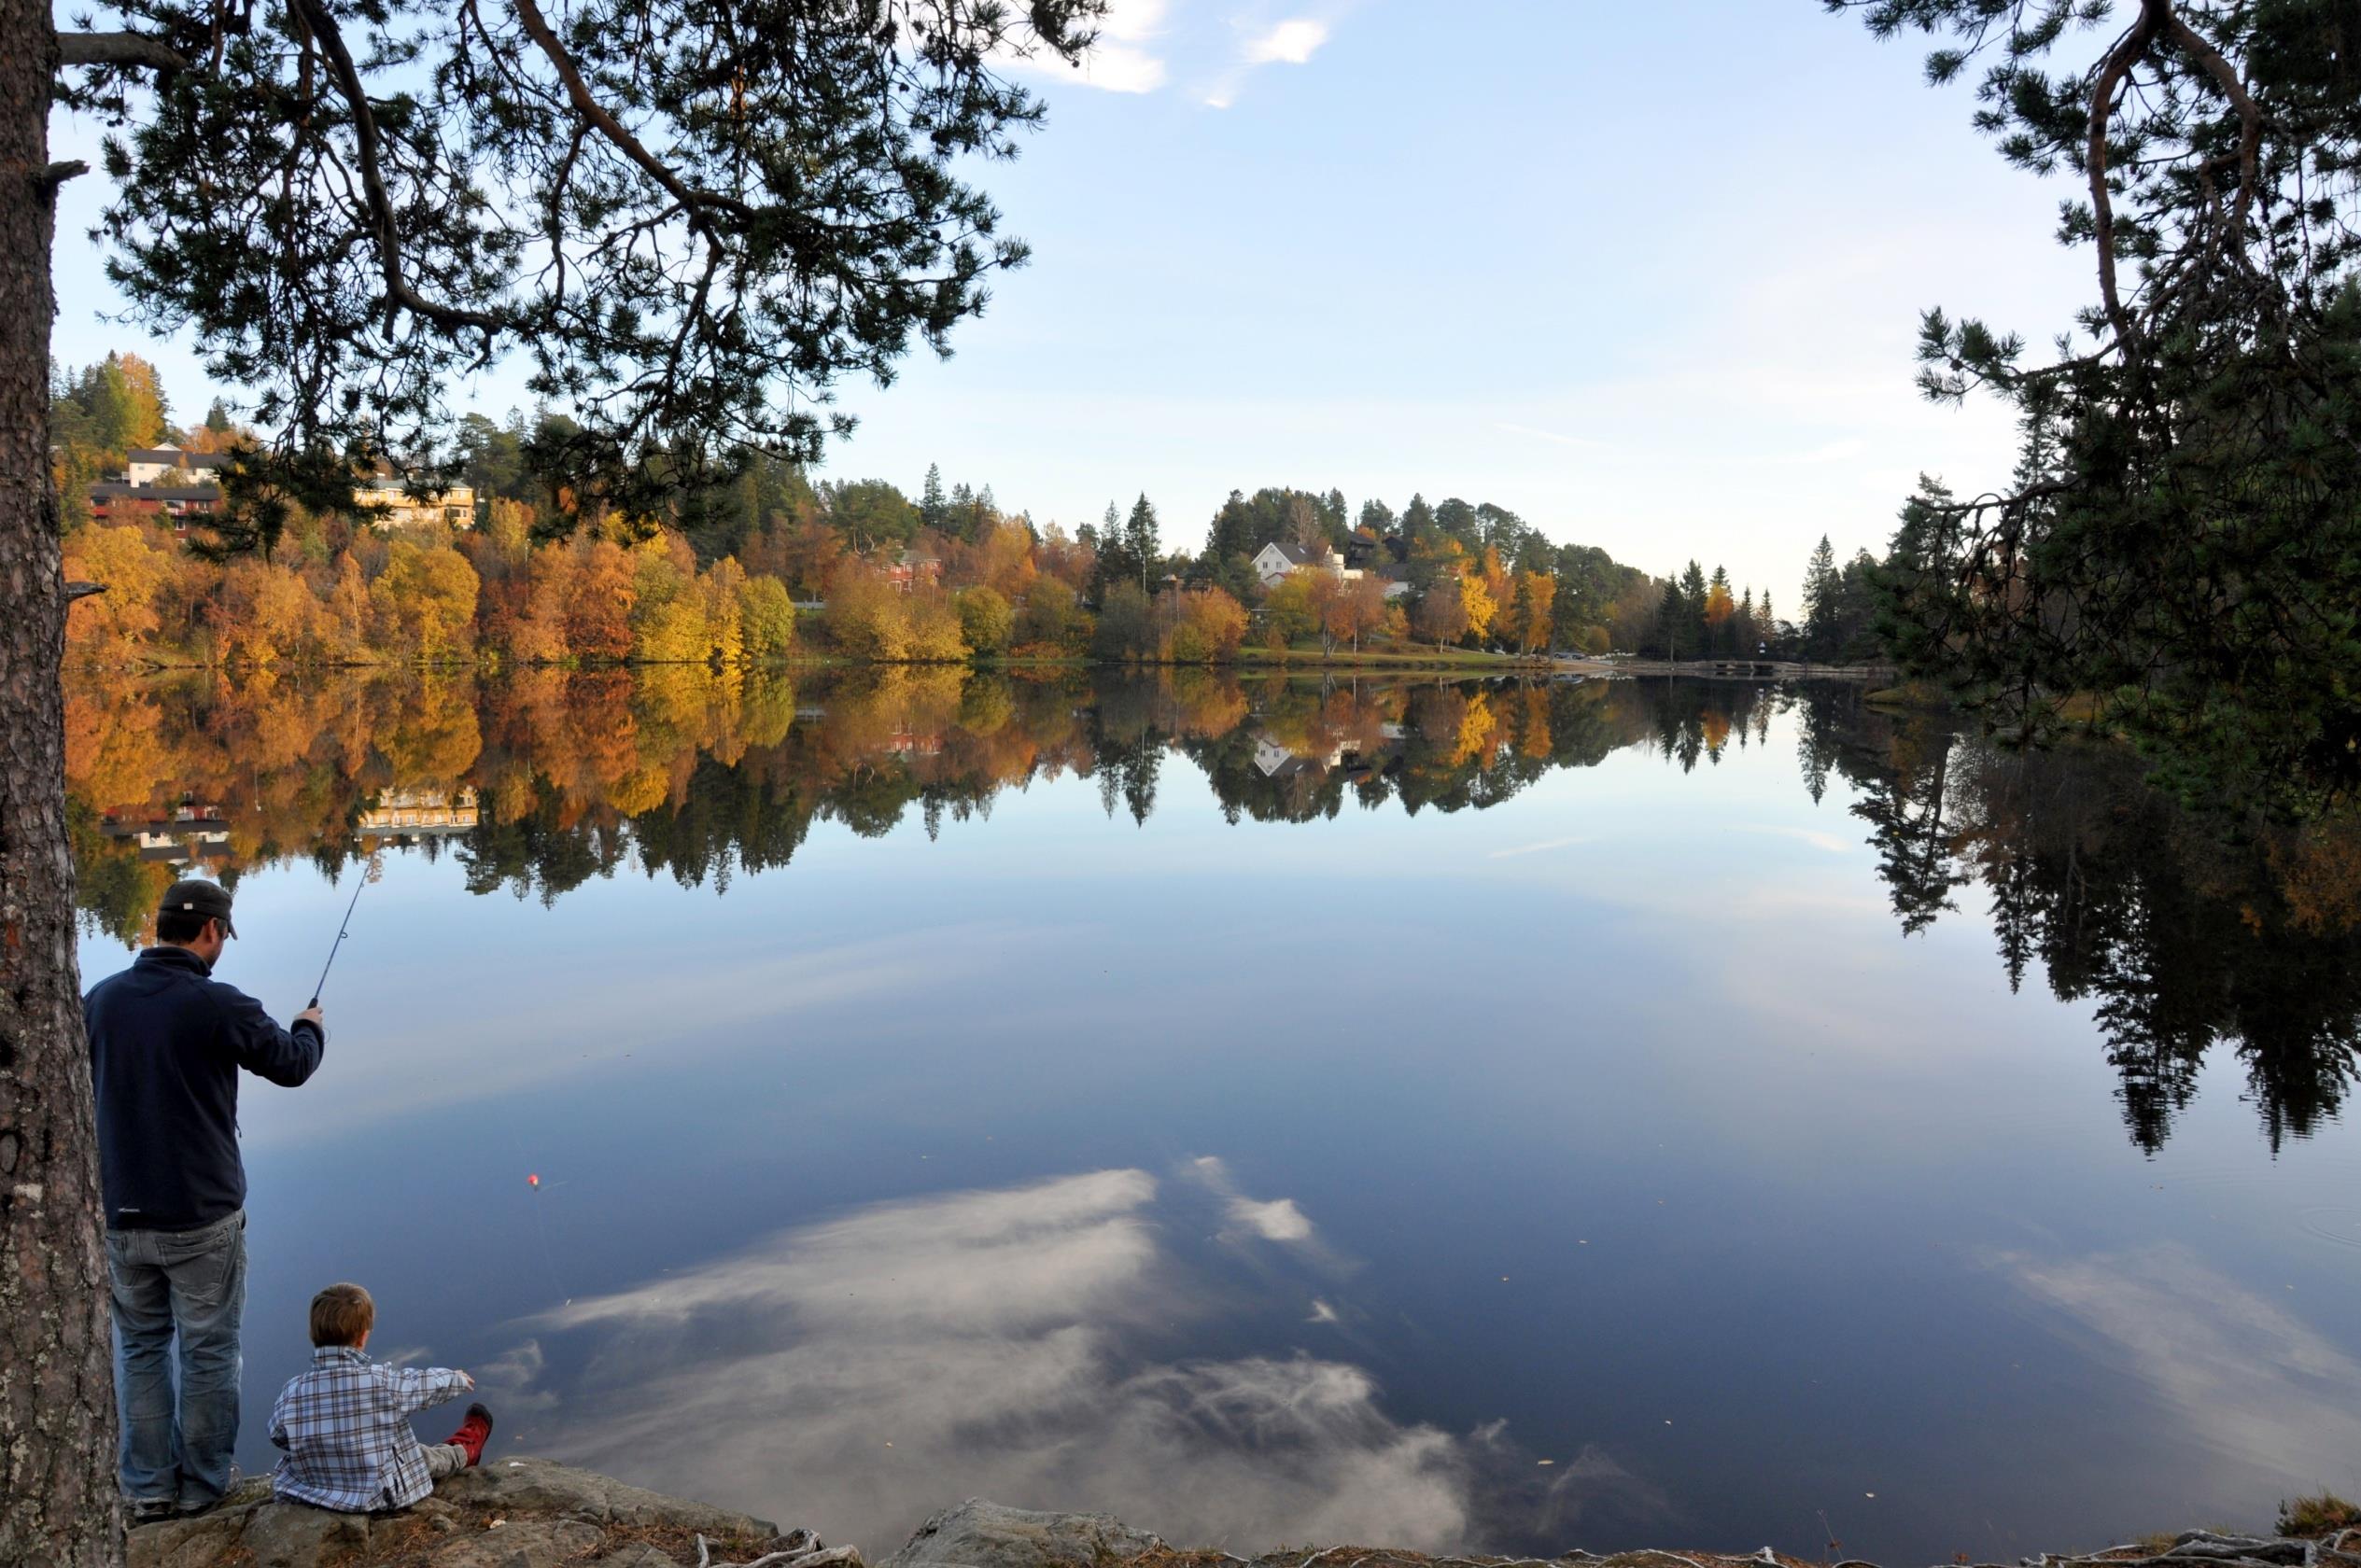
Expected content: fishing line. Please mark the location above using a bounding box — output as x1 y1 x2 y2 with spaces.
308 849 384 1007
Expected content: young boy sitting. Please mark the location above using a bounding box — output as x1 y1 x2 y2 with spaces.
270 1282 496 1512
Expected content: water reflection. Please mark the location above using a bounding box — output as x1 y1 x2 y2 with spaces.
65 668 2361 1156
499 1167 1548 1551
1794 686 2361 1153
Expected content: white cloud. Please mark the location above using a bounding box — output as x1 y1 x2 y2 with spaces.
1185 1155 1326 1248
997 0 1171 94
1244 18 1328 64
1229 1197 1314 1242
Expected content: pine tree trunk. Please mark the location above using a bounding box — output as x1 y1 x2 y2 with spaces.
0 8 123 1565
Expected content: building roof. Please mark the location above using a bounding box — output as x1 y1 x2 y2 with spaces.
90 483 220 501
125 448 230 469
1260 540 1314 565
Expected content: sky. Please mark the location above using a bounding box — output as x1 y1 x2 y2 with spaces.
46 0 2101 609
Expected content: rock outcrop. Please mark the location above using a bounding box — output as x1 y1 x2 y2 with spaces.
883 1500 1167 1568
128 1457 794 1568
126 1467 2361 1568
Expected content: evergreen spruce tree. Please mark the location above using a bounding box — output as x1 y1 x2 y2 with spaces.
1679 560 1709 661
1126 494 1160 593
920 464 949 534
1802 535 1839 659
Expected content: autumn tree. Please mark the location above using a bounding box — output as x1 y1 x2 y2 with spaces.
1412 577 1469 651
1261 573 1318 652
956 584 1015 657
1511 570 1556 654
1702 566 1736 655
737 574 797 662
370 541 481 661
1458 567 1498 649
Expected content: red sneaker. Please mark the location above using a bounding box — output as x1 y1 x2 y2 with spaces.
444 1403 494 1467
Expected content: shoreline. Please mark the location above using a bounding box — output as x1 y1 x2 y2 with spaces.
128 1460 2361 1568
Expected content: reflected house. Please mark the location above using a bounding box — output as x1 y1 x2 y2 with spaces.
1253 735 1347 778
99 802 232 866
883 724 942 759
356 788 480 841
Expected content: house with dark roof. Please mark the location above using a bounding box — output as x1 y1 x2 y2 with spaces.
1252 539 1370 589
123 448 232 485
88 483 219 532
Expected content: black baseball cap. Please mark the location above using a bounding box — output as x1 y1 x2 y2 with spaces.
159 879 236 938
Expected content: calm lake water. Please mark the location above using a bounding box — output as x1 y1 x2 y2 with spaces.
67 668 2361 1565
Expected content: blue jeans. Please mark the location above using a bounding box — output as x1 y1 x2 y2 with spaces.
105 1210 246 1507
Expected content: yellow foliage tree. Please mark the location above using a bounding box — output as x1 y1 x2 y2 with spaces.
370 541 481 661
1458 568 1497 647
1513 571 1555 653
62 524 170 655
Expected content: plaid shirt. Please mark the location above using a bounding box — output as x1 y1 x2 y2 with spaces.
270 1346 471 1511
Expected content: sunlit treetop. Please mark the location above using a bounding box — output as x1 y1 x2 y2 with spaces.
55 0 1108 544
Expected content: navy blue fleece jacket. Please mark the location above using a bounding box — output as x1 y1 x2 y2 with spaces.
85 945 325 1231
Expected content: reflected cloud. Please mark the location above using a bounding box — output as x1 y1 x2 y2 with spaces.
1995 1244 2361 1479
1230 1197 1314 1242
1185 1155 1328 1253
502 1169 1645 1554
1738 824 1852 855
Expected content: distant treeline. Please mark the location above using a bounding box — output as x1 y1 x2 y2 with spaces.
57 356 1889 669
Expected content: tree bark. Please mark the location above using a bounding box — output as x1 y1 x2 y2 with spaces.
1 7 122 1566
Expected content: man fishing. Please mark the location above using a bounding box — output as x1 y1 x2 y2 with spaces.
84 878 328 1520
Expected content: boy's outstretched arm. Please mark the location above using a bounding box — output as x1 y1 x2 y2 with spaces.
383 1365 476 1416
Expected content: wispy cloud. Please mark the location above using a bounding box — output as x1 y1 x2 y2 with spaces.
1487 834 1592 860
1737 824 1853 855
1244 18 1328 64
1995 1245 2361 1483
1204 10 1342 107
1186 1155 1323 1246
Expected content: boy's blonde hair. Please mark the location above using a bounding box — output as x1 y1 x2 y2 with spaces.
310 1282 375 1347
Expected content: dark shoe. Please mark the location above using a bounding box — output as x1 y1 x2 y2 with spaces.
129 1499 176 1526
443 1402 494 1467
176 1463 240 1517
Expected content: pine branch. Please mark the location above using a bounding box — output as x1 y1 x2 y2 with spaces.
55 30 190 70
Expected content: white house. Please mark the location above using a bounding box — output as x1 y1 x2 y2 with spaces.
1252 540 1366 589
122 447 231 485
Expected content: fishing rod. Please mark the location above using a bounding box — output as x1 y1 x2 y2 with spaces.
308 852 382 1007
